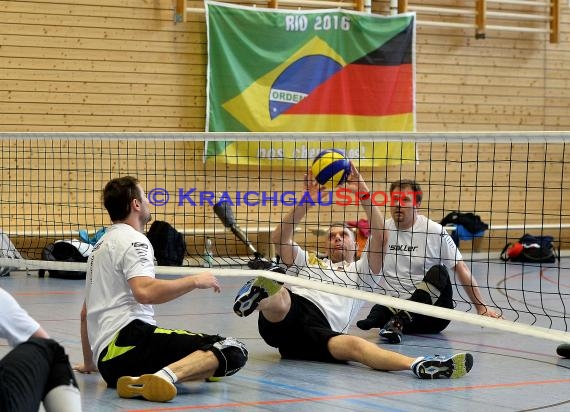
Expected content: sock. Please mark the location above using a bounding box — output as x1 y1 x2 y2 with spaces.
410 356 424 370
416 281 441 302
154 367 178 384
43 385 82 412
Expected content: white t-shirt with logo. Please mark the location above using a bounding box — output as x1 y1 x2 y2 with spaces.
288 242 380 333
381 215 462 299
0 287 40 346
85 223 156 363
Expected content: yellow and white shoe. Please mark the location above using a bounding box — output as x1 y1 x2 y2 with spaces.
117 374 177 402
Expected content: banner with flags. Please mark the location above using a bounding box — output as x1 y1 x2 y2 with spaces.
205 1 416 166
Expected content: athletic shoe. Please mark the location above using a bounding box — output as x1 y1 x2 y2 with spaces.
205 377 222 382
379 316 404 344
233 277 281 317
116 374 177 402
557 343 570 358
412 353 474 379
356 318 376 330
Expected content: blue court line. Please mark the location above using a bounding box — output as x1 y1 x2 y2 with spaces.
234 373 409 411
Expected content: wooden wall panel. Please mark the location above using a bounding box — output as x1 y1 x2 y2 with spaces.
0 0 568 257
0 0 568 131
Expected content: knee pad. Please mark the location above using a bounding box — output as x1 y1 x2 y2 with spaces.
212 337 248 377
29 339 79 395
422 265 451 291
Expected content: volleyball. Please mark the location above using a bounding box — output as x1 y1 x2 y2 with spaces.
311 149 351 188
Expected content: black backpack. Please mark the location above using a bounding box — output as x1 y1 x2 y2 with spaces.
500 234 557 264
39 241 89 279
146 221 186 266
440 212 489 234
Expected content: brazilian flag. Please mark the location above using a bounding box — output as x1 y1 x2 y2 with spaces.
205 1 416 166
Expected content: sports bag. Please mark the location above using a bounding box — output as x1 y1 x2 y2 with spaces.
146 221 186 266
39 240 92 279
500 234 557 264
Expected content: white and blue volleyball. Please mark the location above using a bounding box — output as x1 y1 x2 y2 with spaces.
311 149 351 188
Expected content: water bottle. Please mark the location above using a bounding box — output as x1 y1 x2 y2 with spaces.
203 238 214 268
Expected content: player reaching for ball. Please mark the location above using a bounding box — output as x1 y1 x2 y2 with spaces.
233 163 474 379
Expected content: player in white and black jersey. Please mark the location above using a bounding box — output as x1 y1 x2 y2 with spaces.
357 179 501 344
234 165 474 380
75 176 247 403
0 287 81 411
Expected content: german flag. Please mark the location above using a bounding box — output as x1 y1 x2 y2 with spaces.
206 2 415 164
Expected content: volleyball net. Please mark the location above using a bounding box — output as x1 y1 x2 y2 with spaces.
0 132 569 342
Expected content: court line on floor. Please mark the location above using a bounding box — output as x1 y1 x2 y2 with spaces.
229 374 405 411
412 333 556 358
122 378 570 412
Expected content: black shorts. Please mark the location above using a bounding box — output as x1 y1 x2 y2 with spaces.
258 290 343 363
97 319 224 387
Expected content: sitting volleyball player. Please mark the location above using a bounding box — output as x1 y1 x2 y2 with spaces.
357 179 502 344
0 287 81 411
233 165 473 379
75 176 248 402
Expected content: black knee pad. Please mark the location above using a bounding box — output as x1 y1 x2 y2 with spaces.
422 265 451 291
212 337 248 377
410 289 433 305
26 338 78 395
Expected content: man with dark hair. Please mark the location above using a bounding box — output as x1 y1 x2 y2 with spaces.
76 176 248 402
233 166 473 380
0 287 81 411
390 179 423 205
357 179 501 344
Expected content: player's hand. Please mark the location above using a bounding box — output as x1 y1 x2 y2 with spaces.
193 272 221 293
478 306 503 319
345 162 368 194
73 362 98 374
304 170 329 202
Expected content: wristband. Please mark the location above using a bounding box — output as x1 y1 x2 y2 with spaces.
359 192 371 201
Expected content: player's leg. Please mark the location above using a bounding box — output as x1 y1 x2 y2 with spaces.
328 334 473 379
41 339 82 412
413 265 452 305
379 265 452 343
99 320 247 402
116 334 248 403
116 350 218 403
233 276 283 317
328 334 414 370
404 265 453 334
257 291 337 362
356 304 394 330
0 338 80 412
